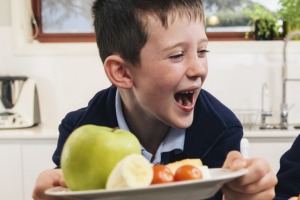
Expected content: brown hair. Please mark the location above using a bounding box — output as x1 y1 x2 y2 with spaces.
92 0 205 65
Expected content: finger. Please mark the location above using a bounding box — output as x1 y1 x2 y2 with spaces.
33 170 55 199
32 169 65 200
228 158 276 188
222 182 276 200
222 151 246 171
59 174 67 187
288 197 298 200
227 169 277 194
54 169 67 187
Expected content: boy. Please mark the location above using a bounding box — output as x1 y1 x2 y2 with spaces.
33 0 277 199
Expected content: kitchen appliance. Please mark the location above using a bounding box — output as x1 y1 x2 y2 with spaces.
0 76 41 129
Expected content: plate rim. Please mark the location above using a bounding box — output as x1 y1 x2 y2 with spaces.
45 168 248 197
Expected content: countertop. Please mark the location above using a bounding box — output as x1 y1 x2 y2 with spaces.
245 129 299 138
0 125 58 140
0 124 299 140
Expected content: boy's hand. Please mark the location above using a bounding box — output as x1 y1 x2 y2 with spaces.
288 197 298 200
222 151 277 200
32 168 67 200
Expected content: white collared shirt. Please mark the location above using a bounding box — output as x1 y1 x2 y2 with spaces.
115 89 185 164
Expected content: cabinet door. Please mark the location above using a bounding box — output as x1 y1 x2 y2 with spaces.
22 140 57 200
248 139 294 173
0 144 23 200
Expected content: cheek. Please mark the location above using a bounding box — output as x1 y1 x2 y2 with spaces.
157 67 182 85
204 59 208 72
143 72 178 103
154 75 180 95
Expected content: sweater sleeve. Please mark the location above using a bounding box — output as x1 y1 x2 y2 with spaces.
193 90 244 168
202 125 243 168
275 134 300 199
204 125 243 200
52 108 86 167
51 86 117 168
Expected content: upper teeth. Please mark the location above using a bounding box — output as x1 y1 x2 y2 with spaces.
182 91 193 94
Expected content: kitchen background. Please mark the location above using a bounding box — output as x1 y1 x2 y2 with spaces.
0 0 300 199
1 0 300 129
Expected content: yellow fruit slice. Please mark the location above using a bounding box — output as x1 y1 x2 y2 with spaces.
198 165 212 179
106 154 153 189
166 159 203 174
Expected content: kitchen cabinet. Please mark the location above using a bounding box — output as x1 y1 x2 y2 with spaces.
247 139 294 173
244 130 299 173
22 141 57 200
0 144 23 200
0 127 298 200
0 127 58 200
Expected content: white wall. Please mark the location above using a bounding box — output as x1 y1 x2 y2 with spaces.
0 27 111 130
1 0 300 132
206 41 300 124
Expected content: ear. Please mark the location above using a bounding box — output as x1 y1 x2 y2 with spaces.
104 55 133 89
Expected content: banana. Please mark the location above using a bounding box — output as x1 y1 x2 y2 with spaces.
198 165 212 180
105 154 153 189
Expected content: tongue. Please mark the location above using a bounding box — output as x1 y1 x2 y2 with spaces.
177 95 192 107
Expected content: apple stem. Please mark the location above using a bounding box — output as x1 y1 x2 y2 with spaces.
112 127 119 132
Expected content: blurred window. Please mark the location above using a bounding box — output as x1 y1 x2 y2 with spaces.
31 0 280 42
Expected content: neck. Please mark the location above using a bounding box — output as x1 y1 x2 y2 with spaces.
127 116 170 155
120 92 170 155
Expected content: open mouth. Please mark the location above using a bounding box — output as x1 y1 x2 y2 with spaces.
174 90 194 107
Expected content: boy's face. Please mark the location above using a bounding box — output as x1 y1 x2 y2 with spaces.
128 15 208 129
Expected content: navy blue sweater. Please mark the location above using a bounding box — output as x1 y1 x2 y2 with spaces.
275 134 300 199
53 86 243 199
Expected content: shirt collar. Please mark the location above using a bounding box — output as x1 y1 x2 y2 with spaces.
115 89 185 164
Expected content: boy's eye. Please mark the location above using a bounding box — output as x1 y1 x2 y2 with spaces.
197 50 209 57
169 53 184 61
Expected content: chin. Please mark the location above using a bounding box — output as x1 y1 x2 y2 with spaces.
172 117 194 129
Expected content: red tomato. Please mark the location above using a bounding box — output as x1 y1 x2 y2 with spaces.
174 165 202 181
151 165 174 184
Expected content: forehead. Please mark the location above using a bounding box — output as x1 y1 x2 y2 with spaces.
141 14 207 50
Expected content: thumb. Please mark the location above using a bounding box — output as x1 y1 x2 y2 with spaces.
222 151 247 171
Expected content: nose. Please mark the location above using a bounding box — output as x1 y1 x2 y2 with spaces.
185 57 207 79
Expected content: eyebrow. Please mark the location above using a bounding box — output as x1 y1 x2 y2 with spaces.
162 38 209 52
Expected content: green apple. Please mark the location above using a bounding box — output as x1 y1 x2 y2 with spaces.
61 125 141 191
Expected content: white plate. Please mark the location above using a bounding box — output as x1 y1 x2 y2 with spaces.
45 168 248 200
